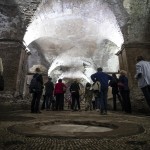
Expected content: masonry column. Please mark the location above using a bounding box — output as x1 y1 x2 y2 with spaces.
0 41 28 99
117 43 150 112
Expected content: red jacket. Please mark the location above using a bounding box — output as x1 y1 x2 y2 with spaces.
54 82 66 94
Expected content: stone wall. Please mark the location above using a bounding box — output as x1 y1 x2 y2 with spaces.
118 43 150 112
0 0 41 100
0 42 27 99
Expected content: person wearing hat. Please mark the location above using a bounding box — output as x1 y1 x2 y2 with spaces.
135 56 150 108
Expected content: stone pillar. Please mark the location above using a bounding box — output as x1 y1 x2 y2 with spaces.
117 43 150 112
0 41 28 99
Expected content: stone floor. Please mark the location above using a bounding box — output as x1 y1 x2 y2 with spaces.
0 103 150 150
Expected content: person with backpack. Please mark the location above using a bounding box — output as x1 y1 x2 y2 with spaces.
29 68 43 113
92 80 101 111
91 67 112 115
84 82 93 111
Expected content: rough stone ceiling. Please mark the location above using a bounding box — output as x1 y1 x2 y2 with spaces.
24 0 125 82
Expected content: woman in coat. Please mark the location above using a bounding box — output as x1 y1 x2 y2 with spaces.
118 70 131 113
54 79 66 111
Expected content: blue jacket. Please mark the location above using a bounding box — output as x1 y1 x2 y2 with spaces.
91 72 112 88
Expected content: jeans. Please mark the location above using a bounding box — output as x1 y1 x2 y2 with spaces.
95 97 100 109
45 94 53 110
120 90 131 113
55 93 64 110
141 85 150 108
71 92 80 110
99 87 108 113
31 92 42 113
112 92 123 111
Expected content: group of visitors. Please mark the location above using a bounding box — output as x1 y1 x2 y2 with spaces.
29 55 150 115
30 72 67 113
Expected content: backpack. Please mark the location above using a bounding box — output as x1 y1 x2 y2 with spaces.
0 74 4 91
92 81 101 92
29 76 42 93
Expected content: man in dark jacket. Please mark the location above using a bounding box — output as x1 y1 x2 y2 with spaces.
91 67 112 115
109 73 123 111
70 80 81 111
44 77 54 110
30 68 43 113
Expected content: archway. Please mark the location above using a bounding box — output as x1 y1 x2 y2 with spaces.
24 0 124 84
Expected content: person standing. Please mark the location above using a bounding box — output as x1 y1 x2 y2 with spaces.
135 56 150 108
118 70 131 113
30 68 43 113
92 80 101 111
70 80 81 111
41 85 46 110
91 67 112 115
44 77 54 111
84 82 93 111
54 79 66 111
109 73 123 111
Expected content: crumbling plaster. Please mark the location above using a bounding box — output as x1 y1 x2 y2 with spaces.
24 0 126 82
0 0 150 91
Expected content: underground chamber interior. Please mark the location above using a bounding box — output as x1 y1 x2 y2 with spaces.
24 0 124 83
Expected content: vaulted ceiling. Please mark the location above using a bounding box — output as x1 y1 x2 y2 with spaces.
24 0 125 82
1 0 150 83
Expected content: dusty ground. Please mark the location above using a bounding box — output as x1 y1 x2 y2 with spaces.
0 102 150 150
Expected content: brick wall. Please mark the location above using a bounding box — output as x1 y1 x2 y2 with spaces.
0 42 23 94
118 43 150 112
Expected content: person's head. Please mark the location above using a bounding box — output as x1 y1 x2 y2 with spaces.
97 67 103 72
35 67 40 73
58 79 62 83
112 73 117 78
136 56 144 62
119 70 127 76
86 82 91 87
74 79 77 83
48 77 52 81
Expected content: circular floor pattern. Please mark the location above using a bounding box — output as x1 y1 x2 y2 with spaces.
8 120 144 139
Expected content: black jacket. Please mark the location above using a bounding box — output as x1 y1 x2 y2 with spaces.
45 81 54 96
70 82 80 93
